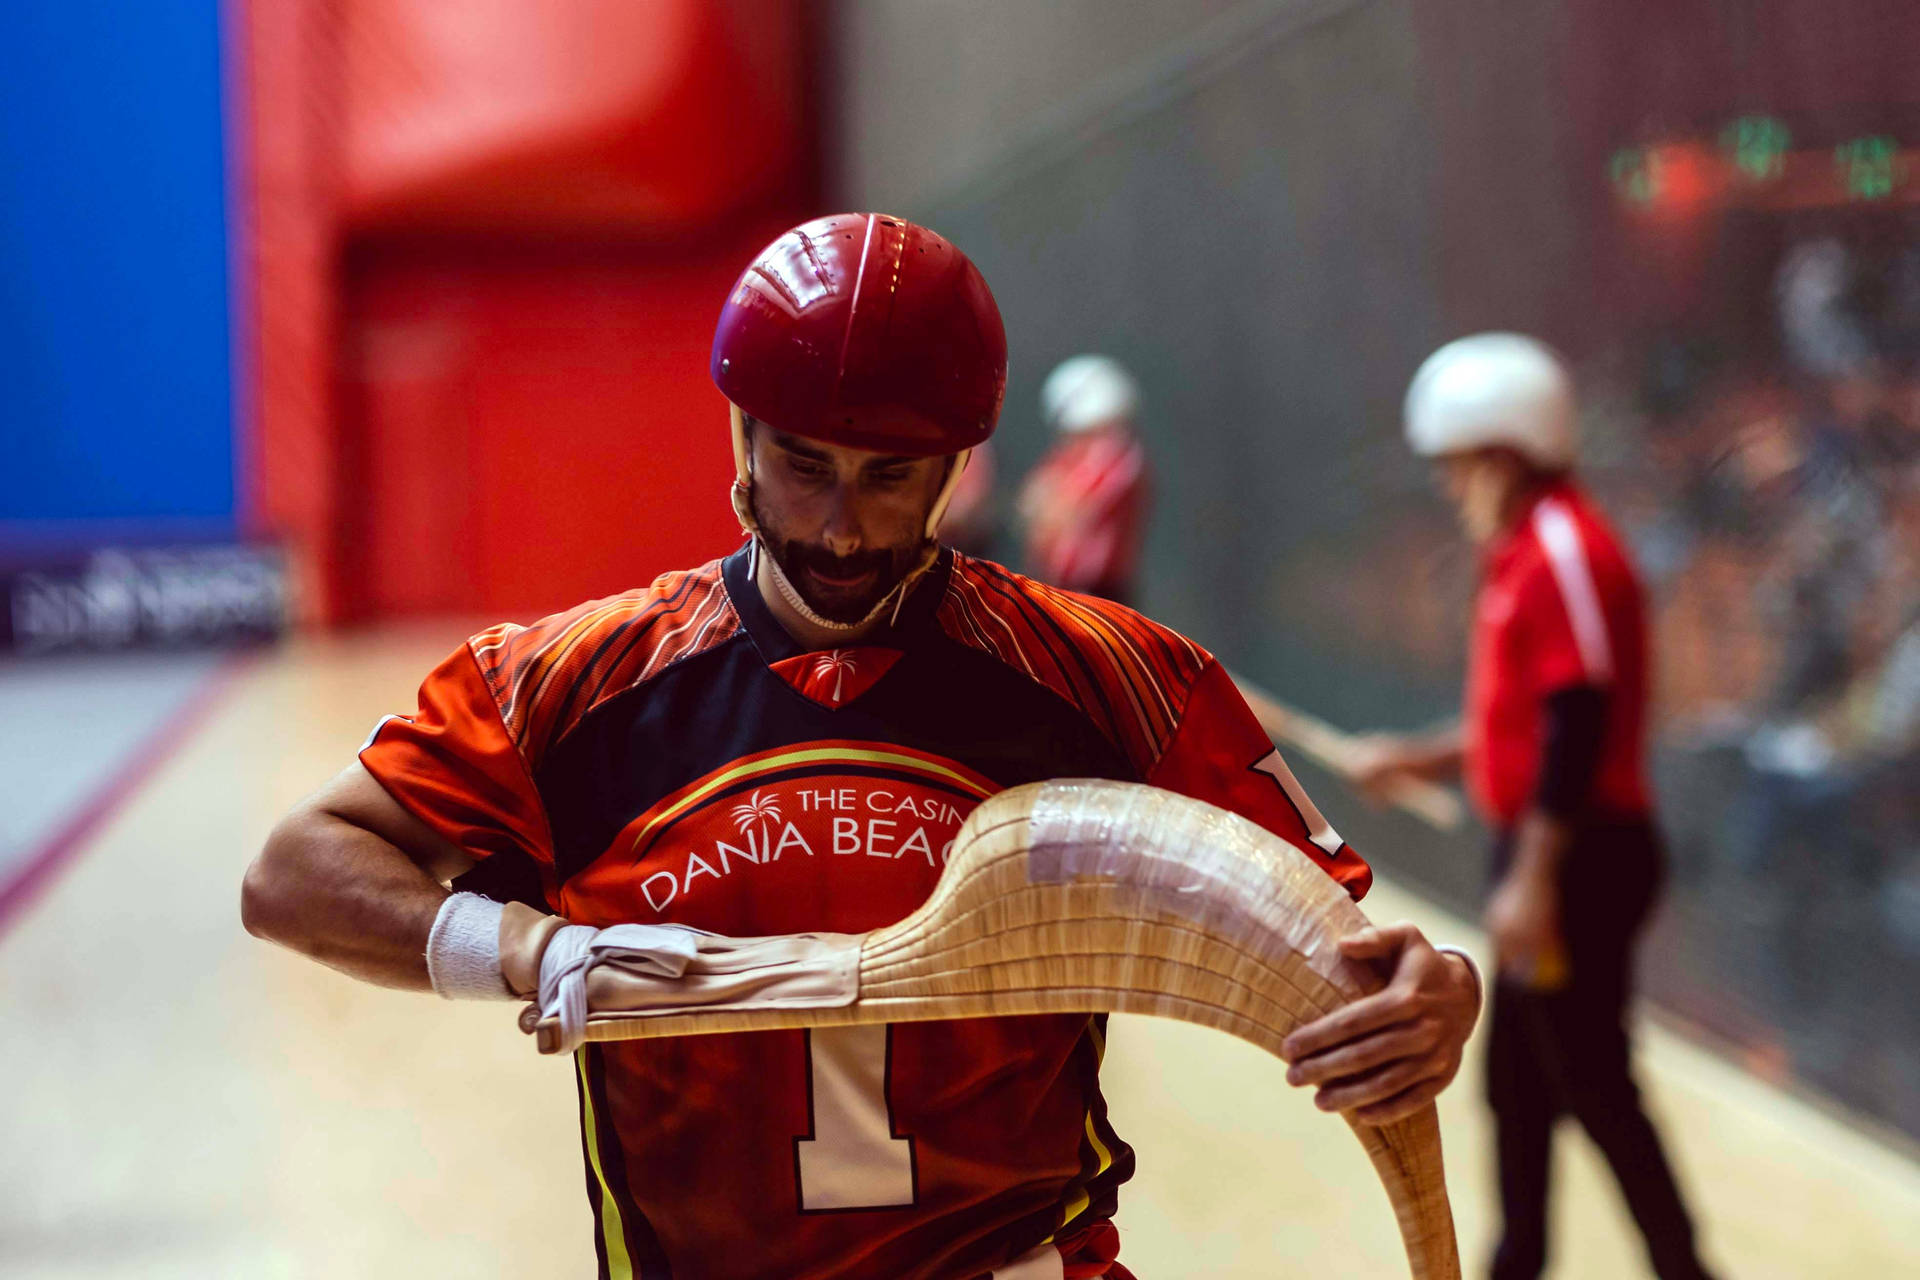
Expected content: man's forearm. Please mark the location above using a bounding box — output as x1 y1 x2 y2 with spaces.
1506 807 1571 886
1400 722 1465 780
242 812 449 991
1486 808 1572 983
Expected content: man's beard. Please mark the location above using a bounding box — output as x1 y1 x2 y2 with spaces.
752 500 925 626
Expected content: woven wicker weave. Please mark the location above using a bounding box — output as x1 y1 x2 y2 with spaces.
524 779 1461 1279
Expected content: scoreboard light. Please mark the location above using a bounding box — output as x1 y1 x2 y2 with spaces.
1834 136 1904 200
1720 115 1791 181
1610 142 1718 216
1611 121 1916 211
1610 146 1660 207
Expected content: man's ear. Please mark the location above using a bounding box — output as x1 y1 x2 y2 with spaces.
732 408 764 484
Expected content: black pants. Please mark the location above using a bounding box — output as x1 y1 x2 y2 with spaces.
1485 818 1714 1280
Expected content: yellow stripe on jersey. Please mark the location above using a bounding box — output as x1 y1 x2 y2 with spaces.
1083 1109 1114 1174
1056 1187 1091 1238
625 744 996 859
577 1050 635 1280
1048 1017 1115 1241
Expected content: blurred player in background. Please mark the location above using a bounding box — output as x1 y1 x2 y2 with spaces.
243 214 1480 1280
1016 355 1151 605
1351 334 1717 1280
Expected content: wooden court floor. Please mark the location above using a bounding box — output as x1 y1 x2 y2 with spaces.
2 628 1917 1278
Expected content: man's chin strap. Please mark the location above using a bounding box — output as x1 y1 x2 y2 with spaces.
750 537 938 634
729 404 970 634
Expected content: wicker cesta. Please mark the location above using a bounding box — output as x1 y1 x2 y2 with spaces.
522 779 1461 1279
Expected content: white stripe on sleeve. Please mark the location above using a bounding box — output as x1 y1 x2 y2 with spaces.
359 713 408 753
1531 500 1614 683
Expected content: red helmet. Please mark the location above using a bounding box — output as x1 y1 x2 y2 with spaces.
711 213 1007 456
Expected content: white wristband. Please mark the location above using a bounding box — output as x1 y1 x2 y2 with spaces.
426 892 515 1000
1434 943 1484 1018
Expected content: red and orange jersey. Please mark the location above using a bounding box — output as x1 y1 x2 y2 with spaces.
360 543 1369 1279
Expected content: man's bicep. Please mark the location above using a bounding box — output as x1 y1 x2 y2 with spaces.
311 761 477 884
354 641 558 869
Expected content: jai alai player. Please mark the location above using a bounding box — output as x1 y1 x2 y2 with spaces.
1017 355 1151 605
242 214 1479 1280
1351 334 1716 1280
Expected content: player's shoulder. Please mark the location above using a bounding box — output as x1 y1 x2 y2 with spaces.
465 557 739 754
1509 486 1641 625
1524 486 1636 580
936 553 1214 772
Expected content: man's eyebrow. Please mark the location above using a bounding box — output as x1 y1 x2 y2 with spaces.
769 429 915 471
769 430 832 462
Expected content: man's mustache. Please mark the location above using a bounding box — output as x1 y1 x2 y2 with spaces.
785 545 893 580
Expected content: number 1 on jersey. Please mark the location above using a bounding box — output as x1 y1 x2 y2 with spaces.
795 1024 916 1211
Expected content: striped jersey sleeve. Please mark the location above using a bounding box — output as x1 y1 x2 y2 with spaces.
938 555 1372 897
359 560 738 867
937 555 1208 774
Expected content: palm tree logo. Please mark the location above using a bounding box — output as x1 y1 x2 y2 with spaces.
815 649 859 703
731 789 782 854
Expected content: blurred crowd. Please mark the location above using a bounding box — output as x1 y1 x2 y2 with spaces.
1597 240 1919 873
1579 230 1920 1118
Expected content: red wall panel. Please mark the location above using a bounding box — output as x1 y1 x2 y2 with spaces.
238 0 818 622
342 243 758 618
336 0 809 233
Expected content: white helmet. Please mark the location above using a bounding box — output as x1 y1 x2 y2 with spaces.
1041 354 1139 433
1403 332 1577 469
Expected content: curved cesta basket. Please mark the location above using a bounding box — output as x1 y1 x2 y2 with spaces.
525 779 1461 1279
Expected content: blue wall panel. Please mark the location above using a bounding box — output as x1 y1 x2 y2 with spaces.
0 2 235 532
